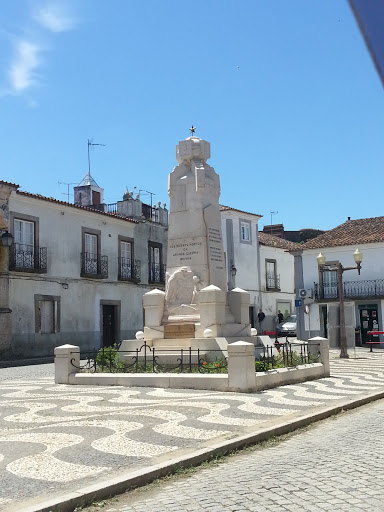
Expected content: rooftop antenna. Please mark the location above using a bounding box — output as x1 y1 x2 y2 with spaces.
270 210 278 233
58 181 77 202
139 189 156 209
87 139 106 175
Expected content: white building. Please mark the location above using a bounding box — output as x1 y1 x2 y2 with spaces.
0 178 168 358
293 216 384 347
220 206 297 333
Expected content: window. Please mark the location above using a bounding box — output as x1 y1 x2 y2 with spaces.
266 259 280 290
149 242 163 283
322 270 337 298
81 227 108 278
14 219 34 268
35 295 60 334
118 237 135 280
239 218 252 244
241 222 250 241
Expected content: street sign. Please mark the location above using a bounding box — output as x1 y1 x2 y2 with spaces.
295 299 302 307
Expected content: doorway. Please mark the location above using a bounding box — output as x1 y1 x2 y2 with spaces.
100 300 121 348
359 305 379 344
321 306 328 338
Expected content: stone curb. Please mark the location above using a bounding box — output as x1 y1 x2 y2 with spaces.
0 357 53 368
16 387 384 512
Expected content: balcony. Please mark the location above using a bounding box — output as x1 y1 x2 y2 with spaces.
314 279 384 301
9 245 47 273
118 258 141 283
266 273 280 291
149 263 166 284
81 252 108 279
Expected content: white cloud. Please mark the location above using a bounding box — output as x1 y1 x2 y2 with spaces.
8 40 41 92
33 2 77 33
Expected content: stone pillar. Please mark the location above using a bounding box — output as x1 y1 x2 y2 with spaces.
198 285 226 336
227 341 256 392
143 289 165 340
344 301 355 349
308 336 330 377
227 287 250 324
54 344 80 384
327 303 339 349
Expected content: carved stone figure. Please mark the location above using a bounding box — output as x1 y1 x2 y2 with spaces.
165 267 194 307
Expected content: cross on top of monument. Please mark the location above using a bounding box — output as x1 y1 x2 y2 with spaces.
189 125 196 136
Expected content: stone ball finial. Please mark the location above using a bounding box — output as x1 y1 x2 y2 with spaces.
176 137 210 164
136 331 145 340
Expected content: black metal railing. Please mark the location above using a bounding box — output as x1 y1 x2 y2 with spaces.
266 273 280 290
315 279 384 301
255 341 320 372
72 343 227 374
118 258 141 282
71 341 321 375
149 263 166 283
9 245 47 272
81 252 108 278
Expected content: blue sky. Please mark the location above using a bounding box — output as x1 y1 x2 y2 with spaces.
1 0 383 231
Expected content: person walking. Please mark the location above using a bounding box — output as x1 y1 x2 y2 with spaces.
257 308 265 334
277 310 284 324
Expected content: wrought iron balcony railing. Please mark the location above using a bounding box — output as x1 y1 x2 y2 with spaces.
9 245 47 273
266 273 280 291
314 279 384 301
149 263 166 284
81 252 108 278
118 257 141 282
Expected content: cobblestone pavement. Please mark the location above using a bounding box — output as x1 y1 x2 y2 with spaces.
86 399 384 512
0 350 383 511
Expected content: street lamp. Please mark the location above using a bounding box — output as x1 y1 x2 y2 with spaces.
0 230 13 247
317 249 363 358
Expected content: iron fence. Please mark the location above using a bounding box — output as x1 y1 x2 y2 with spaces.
314 279 384 300
9 245 47 272
255 341 320 371
71 341 321 375
72 342 227 374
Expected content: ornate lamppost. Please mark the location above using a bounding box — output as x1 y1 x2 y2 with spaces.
316 249 363 359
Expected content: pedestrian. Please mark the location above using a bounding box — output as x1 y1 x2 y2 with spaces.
257 308 265 333
277 310 284 324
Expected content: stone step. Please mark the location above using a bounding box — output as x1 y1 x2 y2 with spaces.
152 338 192 349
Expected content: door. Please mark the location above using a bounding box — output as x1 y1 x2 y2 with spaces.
102 305 116 347
321 305 328 338
360 306 379 344
249 306 255 328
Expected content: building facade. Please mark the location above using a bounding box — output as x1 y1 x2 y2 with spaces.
293 216 384 348
220 206 297 333
0 178 168 358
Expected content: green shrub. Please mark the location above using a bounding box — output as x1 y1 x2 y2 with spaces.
96 344 125 372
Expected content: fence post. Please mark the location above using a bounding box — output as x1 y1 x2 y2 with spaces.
227 341 256 392
54 344 80 384
308 337 330 377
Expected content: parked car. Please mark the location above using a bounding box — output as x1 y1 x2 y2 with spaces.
277 314 297 337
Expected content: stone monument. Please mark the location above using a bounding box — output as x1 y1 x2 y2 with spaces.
130 134 253 353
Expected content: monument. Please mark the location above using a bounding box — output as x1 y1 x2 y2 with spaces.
127 133 254 354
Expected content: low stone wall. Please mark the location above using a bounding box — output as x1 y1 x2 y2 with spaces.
55 338 330 393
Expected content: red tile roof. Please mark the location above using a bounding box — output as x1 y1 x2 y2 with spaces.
0 180 19 188
301 216 384 250
15 191 140 224
258 232 300 250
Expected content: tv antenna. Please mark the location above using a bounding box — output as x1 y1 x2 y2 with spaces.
270 210 278 225
139 189 156 208
87 139 106 174
58 181 77 202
